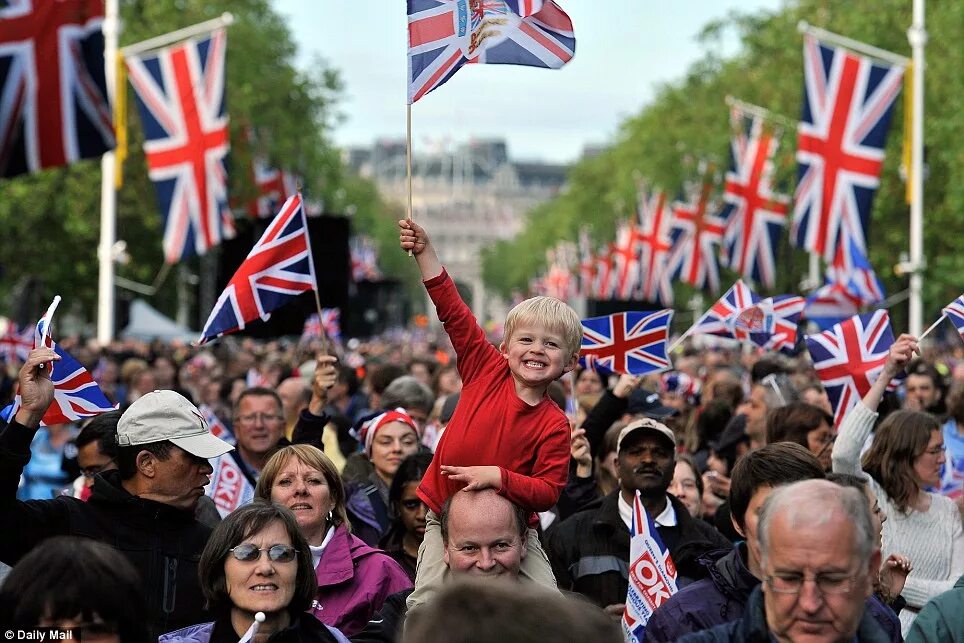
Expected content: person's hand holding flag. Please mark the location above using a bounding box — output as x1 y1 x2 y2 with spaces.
15 347 58 429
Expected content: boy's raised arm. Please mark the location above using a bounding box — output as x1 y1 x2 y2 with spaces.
399 219 443 281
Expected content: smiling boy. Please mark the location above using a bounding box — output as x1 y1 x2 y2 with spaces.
399 218 582 609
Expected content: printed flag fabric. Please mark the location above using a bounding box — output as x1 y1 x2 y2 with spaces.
206 451 254 518
667 183 725 294
720 109 789 289
125 29 235 263
634 190 674 306
198 193 317 345
0 324 33 362
623 490 678 642
199 403 234 444
579 310 673 376
791 36 904 262
943 295 964 341
805 310 898 427
407 0 575 103
0 0 115 177
688 280 760 339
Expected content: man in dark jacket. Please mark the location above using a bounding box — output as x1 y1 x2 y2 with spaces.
645 443 901 643
544 417 731 617
0 348 234 641
678 480 891 643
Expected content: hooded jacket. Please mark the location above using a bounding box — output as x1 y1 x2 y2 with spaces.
309 523 412 637
0 420 213 641
159 613 349 643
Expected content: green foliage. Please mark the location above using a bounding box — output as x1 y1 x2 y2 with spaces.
481 0 963 331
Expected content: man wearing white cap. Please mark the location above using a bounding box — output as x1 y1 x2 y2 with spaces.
545 417 731 618
0 348 234 641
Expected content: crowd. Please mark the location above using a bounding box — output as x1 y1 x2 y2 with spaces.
0 219 963 642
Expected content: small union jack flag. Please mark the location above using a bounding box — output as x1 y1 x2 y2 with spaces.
407 0 575 103
687 280 760 339
350 236 381 282
750 295 806 355
302 308 341 343
579 309 673 376
943 295 964 341
0 0 115 177
0 324 33 363
634 189 674 305
198 193 318 345
791 36 904 262
805 310 899 427
126 29 235 263
720 109 789 288
667 181 725 293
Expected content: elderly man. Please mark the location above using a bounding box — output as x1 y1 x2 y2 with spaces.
545 417 731 617
0 348 233 640
679 479 888 642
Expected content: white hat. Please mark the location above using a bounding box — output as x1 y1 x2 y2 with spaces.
117 390 234 459
616 418 676 454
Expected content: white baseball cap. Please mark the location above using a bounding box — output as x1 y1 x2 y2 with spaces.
117 390 234 459
616 417 676 454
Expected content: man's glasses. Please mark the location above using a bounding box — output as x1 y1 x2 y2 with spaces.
229 543 298 563
80 460 115 478
765 572 855 595
236 412 284 425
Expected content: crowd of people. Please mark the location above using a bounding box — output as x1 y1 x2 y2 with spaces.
0 219 963 642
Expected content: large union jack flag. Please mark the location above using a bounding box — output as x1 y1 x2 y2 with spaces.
407 0 574 104
687 279 760 339
579 309 673 376
199 193 317 345
720 109 789 288
0 0 115 177
634 189 674 306
805 310 898 427
126 29 234 263
791 36 904 262
943 295 964 341
667 181 725 293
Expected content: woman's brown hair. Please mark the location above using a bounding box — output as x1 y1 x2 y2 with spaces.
255 444 351 532
861 410 939 513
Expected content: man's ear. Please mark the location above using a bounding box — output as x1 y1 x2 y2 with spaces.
731 515 746 540
520 535 528 559
442 543 450 567
136 450 157 478
865 549 882 597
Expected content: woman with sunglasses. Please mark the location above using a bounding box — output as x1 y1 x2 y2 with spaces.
160 501 349 643
255 445 411 637
378 452 434 581
832 333 964 635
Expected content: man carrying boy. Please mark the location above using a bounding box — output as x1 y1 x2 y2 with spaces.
399 219 582 610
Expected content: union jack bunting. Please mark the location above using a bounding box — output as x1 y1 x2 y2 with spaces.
0 0 115 177
634 189 674 305
0 324 32 363
667 181 725 293
579 309 673 376
126 29 235 263
542 262 574 300
805 310 898 427
942 295 964 341
198 194 318 345
594 244 616 300
248 159 296 219
687 280 760 339
577 228 596 299
612 221 641 300
791 36 904 262
407 0 575 103
720 109 789 288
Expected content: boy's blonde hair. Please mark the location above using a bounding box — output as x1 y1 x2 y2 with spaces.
503 296 582 358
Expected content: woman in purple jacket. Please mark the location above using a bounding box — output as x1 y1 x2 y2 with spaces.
255 445 412 637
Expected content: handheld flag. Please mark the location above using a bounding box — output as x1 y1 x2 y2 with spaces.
622 491 678 642
805 310 899 427
579 310 672 376
407 0 575 104
686 280 760 340
942 295 964 341
198 194 318 345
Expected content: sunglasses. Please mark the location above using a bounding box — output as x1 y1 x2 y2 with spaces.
229 543 298 563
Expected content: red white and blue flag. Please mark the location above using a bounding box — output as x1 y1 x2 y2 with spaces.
943 295 964 341
634 189 674 306
577 228 596 299
667 181 725 293
199 403 234 444
0 0 115 177
749 295 806 355
593 243 616 300
350 235 381 283
302 308 341 343
247 158 296 219
0 323 33 363
622 490 678 642
579 309 673 376
805 310 899 427
791 36 904 262
198 193 318 345
612 221 641 300
125 29 234 263
805 239 886 329
720 109 789 288
687 280 760 339
407 0 575 104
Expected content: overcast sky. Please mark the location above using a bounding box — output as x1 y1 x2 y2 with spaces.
273 1 783 163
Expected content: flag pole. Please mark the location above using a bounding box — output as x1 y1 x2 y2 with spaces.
725 96 797 130
917 314 943 342
907 0 926 336
796 22 910 67
120 13 234 56
97 0 119 345
406 103 414 256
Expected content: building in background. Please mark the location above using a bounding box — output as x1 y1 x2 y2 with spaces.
345 138 569 322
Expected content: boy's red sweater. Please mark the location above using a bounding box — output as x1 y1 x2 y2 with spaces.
417 269 571 516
